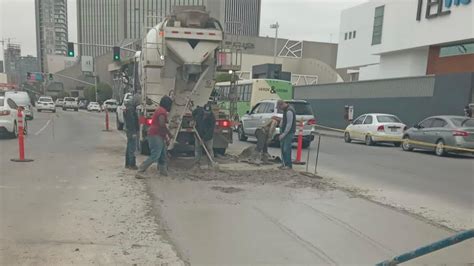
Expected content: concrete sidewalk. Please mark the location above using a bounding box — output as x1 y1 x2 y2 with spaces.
144 161 474 265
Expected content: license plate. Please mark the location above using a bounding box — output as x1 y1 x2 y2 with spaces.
391 128 397 132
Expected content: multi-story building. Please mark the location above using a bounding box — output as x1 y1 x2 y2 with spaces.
337 0 474 81
207 0 261 36
17 56 40 84
3 43 21 84
77 0 261 58
35 0 68 73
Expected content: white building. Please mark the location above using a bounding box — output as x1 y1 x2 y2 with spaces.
337 0 474 81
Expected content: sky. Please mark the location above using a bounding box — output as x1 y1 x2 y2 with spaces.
0 0 366 61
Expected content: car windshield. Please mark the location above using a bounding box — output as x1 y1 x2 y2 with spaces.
377 115 401 123
39 97 52 102
278 102 313 115
450 118 474 127
7 94 30 106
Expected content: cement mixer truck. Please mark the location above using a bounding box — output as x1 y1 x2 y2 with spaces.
136 6 240 155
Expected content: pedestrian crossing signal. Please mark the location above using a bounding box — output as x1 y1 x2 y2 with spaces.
113 46 120 61
67 42 75 57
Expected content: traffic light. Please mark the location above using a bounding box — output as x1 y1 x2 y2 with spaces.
67 42 75 57
49 73 54 80
113 46 120 61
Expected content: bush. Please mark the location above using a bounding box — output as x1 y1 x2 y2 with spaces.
84 82 113 102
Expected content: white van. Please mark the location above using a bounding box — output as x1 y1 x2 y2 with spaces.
4 91 34 120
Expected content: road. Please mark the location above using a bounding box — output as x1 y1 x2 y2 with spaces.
0 110 182 265
1 110 472 265
233 133 474 230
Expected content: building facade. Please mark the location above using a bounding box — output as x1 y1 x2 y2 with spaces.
207 0 261 36
35 0 68 73
17 56 40 84
3 43 21 84
77 0 261 58
337 0 474 81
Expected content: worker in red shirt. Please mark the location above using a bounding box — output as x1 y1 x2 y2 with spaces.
136 96 173 178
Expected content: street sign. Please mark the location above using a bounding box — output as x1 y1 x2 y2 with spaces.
81 56 94 73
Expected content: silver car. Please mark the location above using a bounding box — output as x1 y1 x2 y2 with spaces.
238 99 316 148
402 116 474 156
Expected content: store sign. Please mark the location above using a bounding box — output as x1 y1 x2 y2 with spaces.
416 0 471 21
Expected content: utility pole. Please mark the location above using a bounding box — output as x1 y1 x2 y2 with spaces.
270 22 279 64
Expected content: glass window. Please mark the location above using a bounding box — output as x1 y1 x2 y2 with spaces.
251 104 262 114
353 31 356 39
372 6 384 45
353 115 366 125
363 115 373 124
439 43 474 57
7 98 18 109
349 32 352 39
419 118 434 129
450 118 474 127
377 115 402 123
431 119 448 128
344 32 348 40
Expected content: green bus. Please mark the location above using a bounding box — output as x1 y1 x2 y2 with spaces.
214 79 294 120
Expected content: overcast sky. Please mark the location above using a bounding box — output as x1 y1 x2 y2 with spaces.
0 0 366 61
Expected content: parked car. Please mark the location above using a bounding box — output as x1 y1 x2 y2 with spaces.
103 99 118 112
4 91 34 120
37 96 56 113
344 113 406 146
116 93 133 130
0 94 27 138
402 116 474 156
63 97 79 111
55 98 64 107
87 102 101 112
238 99 316 148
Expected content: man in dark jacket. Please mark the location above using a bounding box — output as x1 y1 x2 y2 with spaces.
192 104 216 168
277 100 296 169
124 96 140 169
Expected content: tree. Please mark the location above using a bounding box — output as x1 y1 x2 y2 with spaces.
84 82 113 103
215 73 232 83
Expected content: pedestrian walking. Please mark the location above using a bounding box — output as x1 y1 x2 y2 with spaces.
192 104 216 168
136 96 173 178
277 100 296 169
124 96 140 170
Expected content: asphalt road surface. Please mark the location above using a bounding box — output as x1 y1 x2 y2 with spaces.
233 134 473 230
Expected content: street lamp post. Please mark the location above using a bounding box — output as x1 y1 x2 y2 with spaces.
270 22 279 64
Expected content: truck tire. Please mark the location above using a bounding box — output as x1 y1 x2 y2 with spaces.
214 148 226 156
140 140 150 155
117 116 124 131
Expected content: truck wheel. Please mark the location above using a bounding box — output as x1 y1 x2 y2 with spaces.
140 140 150 155
238 125 248 141
117 116 124 131
214 148 226 156
302 141 311 149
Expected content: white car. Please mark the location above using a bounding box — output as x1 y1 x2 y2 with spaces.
0 94 27 138
238 99 316 148
55 98 64 107
344 113 406 146
103 99 118 112
5 91 34 120
63 97 79 111
37 96 56 113
87 102 101 112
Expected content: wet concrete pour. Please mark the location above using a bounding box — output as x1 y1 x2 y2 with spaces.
144 158 474 265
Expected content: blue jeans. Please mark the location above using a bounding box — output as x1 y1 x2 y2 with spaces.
280 132 294 168
125 132 137 167
138 135 167 172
